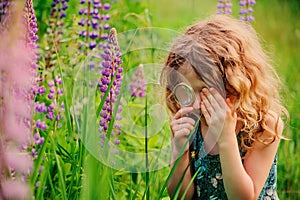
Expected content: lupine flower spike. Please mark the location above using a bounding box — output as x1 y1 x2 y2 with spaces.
35 0 67 133
239 0 256 23
98 28 123 154
0 1 38 199
216 0 232 15
129 64 146 98
45 0 69 69
78 0 111 52
35 76 65 131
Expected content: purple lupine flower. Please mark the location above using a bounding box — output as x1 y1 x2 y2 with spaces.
46 111 54 120
45 0 69 69
37 85 46 94
78 0 111 51
48 80 54 87
48 93 54 99
44 79 64 120
34 102 47 113
98 28 123 148
114 139 120 145
36 0 69 134
36 119 47 131
216 0 232 15
249 0 256 5
35 75 64 134
54 75 62 85
239 0 256 23
129 64 146 98
34 133 44 145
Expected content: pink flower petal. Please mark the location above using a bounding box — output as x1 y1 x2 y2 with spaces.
4 147 33 174
1 180 30 199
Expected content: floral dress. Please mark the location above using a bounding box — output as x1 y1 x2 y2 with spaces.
192 124 279 200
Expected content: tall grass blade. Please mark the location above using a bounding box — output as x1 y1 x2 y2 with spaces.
157 120 199 198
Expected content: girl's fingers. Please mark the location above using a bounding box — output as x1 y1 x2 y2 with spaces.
200 92 214 115
202 88 220 111
171 107 198 138
170 117 195 136
174 117 196 125
173 128 191 138
200 101 211 124
208 88 226 108
173 107 194 120
171 122 194 132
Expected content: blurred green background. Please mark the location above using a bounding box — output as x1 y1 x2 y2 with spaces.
33 0 300 199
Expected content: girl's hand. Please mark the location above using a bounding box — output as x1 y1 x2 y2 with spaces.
170 107 196 154
200 88 237 144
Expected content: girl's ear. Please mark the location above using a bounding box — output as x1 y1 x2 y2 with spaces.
226 98 233 109
226 96 237 109
229 95 237 104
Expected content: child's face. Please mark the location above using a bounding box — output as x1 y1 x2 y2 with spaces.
177 66 208 109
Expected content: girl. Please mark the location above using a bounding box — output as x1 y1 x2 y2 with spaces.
161 15 288 199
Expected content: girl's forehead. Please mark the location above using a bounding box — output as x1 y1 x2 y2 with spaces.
175 66 208 91
177 64 203 82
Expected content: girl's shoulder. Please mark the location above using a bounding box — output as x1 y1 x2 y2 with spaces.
262 110 284 139
240 110 284 151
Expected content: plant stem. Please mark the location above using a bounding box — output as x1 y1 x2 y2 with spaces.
145 96 149 200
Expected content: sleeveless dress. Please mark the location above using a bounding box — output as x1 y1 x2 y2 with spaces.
191 123 279 200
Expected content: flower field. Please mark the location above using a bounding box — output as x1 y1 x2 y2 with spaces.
0 0 299 199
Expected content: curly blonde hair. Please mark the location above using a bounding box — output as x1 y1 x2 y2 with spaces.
161 15 288 150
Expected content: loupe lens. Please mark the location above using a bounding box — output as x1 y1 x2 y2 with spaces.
173 83 201 121
173 83 195 107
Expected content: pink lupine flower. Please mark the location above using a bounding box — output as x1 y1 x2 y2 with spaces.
0 1 38 199
129 64 146 98
1 180 30 199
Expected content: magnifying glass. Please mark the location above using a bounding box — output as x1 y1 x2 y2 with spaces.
173 83 195 107
173 83 200 121
173 83 200 156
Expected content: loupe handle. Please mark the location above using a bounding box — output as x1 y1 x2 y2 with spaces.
185 109 200 122
187 113 200 159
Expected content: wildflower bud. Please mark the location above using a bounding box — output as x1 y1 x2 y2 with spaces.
54 76 62 84
114 139 120 145
48 93 54 99
36 119 47 131
46 111 54 120
38 86 46 94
